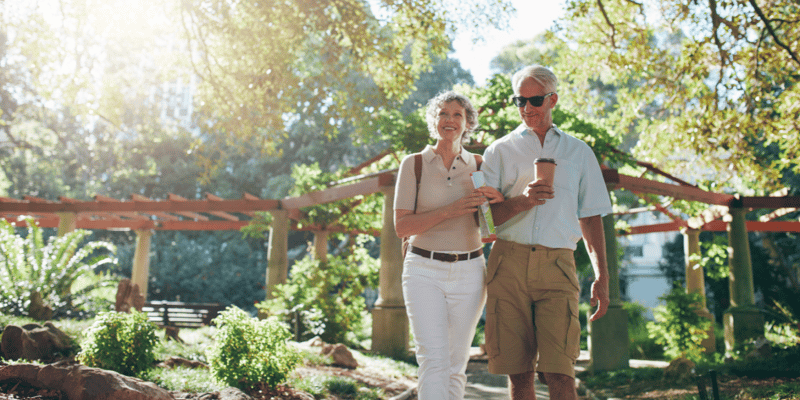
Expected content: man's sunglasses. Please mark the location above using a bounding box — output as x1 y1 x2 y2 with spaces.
511 92 555 107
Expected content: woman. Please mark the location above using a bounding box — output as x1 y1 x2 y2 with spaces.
394 91 503 399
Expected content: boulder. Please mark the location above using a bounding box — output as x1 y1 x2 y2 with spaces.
0 361 174 400
115 278 145 313
663 357 696 382
321 343 358 369
1 322 73 362
158 356 208 369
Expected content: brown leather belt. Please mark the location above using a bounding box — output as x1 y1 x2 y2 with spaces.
409 246 483 262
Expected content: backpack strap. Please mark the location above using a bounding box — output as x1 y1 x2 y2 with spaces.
474 154 483 171
412 153 422 212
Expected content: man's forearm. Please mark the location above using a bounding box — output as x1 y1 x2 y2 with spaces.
490 196 533 226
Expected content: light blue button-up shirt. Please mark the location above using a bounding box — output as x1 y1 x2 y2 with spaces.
482 124 612 250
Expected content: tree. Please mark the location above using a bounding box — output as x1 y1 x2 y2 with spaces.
553 0 800 191
173 0 513 150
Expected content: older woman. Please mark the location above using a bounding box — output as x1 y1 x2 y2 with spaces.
394 91 503 400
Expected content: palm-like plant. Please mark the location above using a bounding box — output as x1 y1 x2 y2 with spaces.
0 216 119 319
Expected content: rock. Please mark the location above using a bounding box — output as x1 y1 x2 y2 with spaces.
0 361 174 400
29 291 54 321
1 322 73 362
115 278 145 313
218 387 253 400
321 343 358 369
301 336 325 348
663 357 695 382
158 356 208 369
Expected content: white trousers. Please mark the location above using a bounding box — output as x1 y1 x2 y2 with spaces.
402 251 487 400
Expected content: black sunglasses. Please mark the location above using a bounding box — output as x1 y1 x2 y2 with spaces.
511 92 555 107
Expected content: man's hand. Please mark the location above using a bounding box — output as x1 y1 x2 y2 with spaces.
589 278 609 321
522 179 554 207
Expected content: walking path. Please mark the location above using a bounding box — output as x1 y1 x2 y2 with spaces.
463 348 670 399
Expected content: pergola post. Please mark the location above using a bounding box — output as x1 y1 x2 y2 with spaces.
372 185 408 359
130 229 153 301
724 205 764 352
682 228 716 353
265 209 289 300
312 230 329 263
56 212 77 236
589 212 629 371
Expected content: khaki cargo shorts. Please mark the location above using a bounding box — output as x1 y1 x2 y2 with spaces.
484 239 581 378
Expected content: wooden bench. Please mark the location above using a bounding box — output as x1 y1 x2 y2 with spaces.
142 301 225 328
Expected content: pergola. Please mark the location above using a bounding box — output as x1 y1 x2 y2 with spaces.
2 159 799 371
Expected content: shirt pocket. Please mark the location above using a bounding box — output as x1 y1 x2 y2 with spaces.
553 158 579 194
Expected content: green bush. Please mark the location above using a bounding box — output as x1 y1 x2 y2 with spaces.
0 217 118 319
624 301 665 360
77 311 159 377
647 286 711 362
257 237 379 345
206 306 301 391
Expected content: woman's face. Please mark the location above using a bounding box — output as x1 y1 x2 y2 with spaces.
436 101 467 142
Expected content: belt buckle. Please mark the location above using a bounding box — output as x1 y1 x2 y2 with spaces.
444 252 458 262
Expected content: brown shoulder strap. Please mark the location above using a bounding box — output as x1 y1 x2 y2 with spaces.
414 153 423 184
412 153 422 212
474 154 483 171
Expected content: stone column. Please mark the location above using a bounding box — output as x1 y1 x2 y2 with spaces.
682 228 716 353
312 230 329 263
372 185 408 359
589 212 629 371
56 212 77 236
266 209 289 300
130 229 153 301
724 206 764 352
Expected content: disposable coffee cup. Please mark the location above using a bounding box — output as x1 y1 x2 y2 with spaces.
534 158 556 186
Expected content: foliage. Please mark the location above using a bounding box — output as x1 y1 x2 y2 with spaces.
176 0 513 148
688 234 731 280
625 301 665 361
142 366 223 394
556 0 800 191
257 236 380 346
77 311 159 377
647 286 712 362
112 230 269 311
764 300 800 348
206 306 301 391
0 217 118 319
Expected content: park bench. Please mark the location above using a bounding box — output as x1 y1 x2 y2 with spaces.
142 301 225 328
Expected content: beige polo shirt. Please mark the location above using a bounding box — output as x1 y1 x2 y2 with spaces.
394 145 482 252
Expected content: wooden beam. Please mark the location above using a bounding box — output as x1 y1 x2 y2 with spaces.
281 175 386 209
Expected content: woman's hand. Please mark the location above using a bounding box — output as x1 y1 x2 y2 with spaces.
444 189 486 218
477 186 504 204
395 189 486 238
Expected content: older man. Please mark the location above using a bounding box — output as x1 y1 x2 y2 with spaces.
482 65 612 400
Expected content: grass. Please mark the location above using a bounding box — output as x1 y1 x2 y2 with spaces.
0 315 417 399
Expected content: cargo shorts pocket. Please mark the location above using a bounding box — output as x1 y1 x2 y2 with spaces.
484 297 500 358
554 253 581 292
566 298 581 360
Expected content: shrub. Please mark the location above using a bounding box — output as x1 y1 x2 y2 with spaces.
77 311 159 377
647 286 711 362
206 306 301 391
0 216 118 319
257 236 379 345
624 301 665 360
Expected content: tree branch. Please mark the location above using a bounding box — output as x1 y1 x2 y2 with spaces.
596 0 617 48
748 0 800 67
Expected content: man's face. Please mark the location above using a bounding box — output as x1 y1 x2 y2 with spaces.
517 78 557 135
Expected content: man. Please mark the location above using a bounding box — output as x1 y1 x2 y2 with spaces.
482 65 612 400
